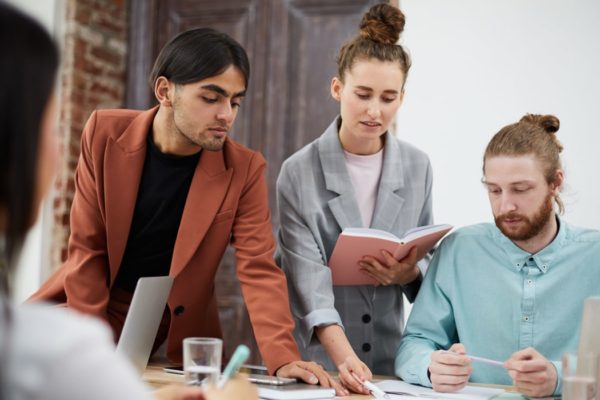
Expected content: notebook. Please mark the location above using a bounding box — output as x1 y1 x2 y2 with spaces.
375 380 504 400
115 276 174 375
329 224 452 285
257 383 335 399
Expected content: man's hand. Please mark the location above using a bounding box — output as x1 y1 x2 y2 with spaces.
428 343 472 392
359 246 420 286
337 355 372 395
505 347 558 398
276 361 345 396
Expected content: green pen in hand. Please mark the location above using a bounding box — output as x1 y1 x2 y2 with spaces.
217 344 250 389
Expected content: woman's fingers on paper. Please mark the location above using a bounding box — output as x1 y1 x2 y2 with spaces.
336 364 360 395
340 357 372 395
341 373 365 395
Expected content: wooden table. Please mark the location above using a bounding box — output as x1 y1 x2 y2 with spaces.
142 364 525 399
143 364 374 398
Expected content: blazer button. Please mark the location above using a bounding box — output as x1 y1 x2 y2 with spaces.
362 314 371 323
362 343 371 352
174 305 185 316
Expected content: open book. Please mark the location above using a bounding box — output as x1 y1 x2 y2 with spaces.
375 380 504 400
329 224 452 286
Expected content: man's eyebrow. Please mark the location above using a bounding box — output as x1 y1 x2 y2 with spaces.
200 84 246 98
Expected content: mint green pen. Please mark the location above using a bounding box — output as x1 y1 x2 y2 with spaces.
218 344 250 388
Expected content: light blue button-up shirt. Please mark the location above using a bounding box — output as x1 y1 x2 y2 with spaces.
395 218 600 395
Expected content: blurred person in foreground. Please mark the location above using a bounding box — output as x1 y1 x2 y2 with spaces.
0 3 256 400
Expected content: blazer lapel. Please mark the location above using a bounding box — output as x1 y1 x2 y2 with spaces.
170 148 233 277
318 119 363 231
104 107 158 283
370 132 405 232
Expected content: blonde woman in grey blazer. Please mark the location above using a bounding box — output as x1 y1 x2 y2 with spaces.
275 3 434 395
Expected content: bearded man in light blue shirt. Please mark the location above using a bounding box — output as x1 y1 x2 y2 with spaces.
395 113 600 398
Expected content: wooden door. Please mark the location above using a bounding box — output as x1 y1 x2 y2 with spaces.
127 0 383 365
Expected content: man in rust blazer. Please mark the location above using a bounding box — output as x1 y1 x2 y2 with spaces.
31 28 341 391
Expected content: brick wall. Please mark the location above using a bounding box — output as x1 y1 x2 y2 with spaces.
50 0 128 271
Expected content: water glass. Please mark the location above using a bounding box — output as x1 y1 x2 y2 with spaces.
183 337 222 387
563 352 598 400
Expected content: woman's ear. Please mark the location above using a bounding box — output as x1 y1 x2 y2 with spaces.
154 76 174 107
330 77 343 102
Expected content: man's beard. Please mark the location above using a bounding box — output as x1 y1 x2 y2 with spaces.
174 121 226 152
495 193 554 241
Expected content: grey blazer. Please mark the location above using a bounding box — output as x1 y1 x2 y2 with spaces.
275 118 433 375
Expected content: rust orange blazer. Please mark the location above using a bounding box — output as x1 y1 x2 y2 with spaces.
31 107 301 373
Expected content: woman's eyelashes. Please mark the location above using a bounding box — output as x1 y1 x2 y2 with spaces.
354 92 397 103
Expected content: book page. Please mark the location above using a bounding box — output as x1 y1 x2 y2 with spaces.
402 224 453 244
341 227 401 242
376 380 504 400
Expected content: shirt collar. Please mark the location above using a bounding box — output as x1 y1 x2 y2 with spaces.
493 215 568 274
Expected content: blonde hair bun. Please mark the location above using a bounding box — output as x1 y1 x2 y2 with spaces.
520 113 560 134
359 3 405 45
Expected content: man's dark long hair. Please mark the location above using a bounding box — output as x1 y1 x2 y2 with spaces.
0 3 58 399
149 27 250 88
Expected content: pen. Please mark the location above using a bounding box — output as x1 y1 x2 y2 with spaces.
468 355 505 367
218 344 250 388
443 351 505 367
351 372 389 399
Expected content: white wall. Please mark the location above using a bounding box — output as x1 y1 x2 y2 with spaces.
9 0 63 302
397 0 600 229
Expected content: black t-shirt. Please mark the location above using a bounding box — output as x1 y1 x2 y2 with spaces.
113 133 201 292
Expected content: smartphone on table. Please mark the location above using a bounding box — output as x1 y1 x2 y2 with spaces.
163 364 297 386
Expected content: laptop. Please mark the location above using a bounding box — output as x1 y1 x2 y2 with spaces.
115 276 174 375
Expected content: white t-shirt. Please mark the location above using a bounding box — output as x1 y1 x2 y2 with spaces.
1 299 153 400
343 148 384 228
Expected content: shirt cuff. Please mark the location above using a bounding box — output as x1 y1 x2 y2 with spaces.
297 308 343 348
552 360 562 395
401 271 423 303
396 348 434 388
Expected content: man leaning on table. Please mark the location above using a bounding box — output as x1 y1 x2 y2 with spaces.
29 27 342 393
395 114 600 398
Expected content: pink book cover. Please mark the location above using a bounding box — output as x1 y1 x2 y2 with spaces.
328 224 452 286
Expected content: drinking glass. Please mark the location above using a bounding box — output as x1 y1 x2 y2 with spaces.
562 352 598 400
183 337 222 387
